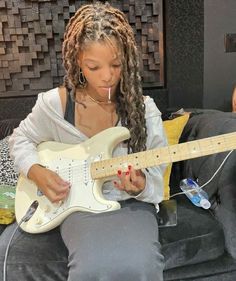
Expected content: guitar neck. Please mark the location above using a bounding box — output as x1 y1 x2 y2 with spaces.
91 132 236 179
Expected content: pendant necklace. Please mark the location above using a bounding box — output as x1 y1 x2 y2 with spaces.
75 88 116 127
86 87 112 105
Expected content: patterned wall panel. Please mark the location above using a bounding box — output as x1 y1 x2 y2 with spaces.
0 0 164 97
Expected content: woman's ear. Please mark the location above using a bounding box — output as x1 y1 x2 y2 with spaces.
232 87 236 112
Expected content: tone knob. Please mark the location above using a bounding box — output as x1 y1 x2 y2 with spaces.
44 205 51 213
35 217 43 225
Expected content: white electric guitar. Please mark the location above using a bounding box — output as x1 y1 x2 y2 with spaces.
15 127 236 234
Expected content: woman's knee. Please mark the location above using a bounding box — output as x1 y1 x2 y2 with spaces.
68 243 164 281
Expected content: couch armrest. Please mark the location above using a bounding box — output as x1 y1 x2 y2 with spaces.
180 111 236 258
214 152 236 258
216 186 236 258
0 119 21 140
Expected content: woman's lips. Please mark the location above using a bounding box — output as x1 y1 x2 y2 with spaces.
100 86 112 91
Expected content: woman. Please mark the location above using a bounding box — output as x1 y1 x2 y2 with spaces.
2 2 167 280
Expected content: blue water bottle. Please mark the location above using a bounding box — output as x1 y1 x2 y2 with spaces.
180 178 211 209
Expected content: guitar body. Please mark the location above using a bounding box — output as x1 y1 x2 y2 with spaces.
15 124 236 234
15 127 130 234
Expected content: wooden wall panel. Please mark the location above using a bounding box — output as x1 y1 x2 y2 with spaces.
0 0 164 97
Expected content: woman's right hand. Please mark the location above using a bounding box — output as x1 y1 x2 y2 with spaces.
27 164 71 203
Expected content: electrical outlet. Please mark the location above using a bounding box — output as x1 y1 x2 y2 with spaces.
224 33 236 52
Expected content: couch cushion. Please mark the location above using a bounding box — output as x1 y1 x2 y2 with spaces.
0 136 18 187
0 136 18 224
163 114 190 200
0 223 68 281
164 252 236 280
160 197 225 270
0 225 6 235
180 111 236 259
0 119 21 140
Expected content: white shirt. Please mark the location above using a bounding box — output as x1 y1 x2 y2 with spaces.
9 88 167 211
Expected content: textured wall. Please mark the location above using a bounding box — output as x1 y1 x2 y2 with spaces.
0 0 164 98
165 0 204 109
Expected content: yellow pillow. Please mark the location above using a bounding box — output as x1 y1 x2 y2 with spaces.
163 114 190 200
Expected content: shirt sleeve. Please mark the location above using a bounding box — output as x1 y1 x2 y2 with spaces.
133 98 168 211
8 94 54 177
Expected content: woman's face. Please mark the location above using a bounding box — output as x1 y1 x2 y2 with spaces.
78 38 122 101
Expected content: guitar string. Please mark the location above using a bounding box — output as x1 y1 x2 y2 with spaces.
53 132 235 171
48 141 236 176
44 132 236 177
48 144 234 177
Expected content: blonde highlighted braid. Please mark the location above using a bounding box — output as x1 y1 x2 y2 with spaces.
62 2 147 153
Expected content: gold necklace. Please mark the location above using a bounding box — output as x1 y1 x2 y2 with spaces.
86 88 112 105
75 89 117 126
87 93 111 105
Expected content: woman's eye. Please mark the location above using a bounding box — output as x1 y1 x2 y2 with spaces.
87 66 99 71
86 64 121 71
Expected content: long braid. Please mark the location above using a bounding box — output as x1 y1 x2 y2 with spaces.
62 2 147 153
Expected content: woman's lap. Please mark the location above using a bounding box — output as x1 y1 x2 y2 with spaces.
0 199 163 281
61 199 164 281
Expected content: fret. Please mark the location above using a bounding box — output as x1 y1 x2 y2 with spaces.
197 138 213 158
128 151 148 169
91 132 236 179
167 143 185 162
186 140 201 159
155 146 172 165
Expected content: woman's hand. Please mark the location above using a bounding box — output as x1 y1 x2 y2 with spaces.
27 164 71 203
113 165 146 196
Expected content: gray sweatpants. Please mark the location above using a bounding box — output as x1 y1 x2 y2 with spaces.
0 199 164 281
61 199 164 281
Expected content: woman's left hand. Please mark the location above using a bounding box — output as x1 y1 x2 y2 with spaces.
113 165 146 196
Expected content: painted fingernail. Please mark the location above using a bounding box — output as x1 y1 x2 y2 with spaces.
117 170 122 176
126 171 129 175
128 165 132 170
113 181 117 185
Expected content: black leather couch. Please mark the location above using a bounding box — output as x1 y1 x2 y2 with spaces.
0 110 236 280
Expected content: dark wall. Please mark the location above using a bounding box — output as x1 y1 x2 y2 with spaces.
163 0 236 112
137 0 204 113
204 0 236 111
164 0 204 110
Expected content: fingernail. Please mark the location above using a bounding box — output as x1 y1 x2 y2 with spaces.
128 165 132 170
126 171 129 175
113 181 117 185
117 170 122 176
66 182 71 187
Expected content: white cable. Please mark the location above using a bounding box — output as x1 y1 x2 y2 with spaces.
3 220 24 281
3 200 38 281
198 149 233 188
170 149 234 199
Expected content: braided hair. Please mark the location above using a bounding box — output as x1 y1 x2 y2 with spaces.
62 2 147 153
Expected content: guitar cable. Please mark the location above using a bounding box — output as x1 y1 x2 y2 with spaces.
3 200 39 281
170 149 234 199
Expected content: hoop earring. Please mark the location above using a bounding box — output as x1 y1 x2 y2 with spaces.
79 68 87 88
